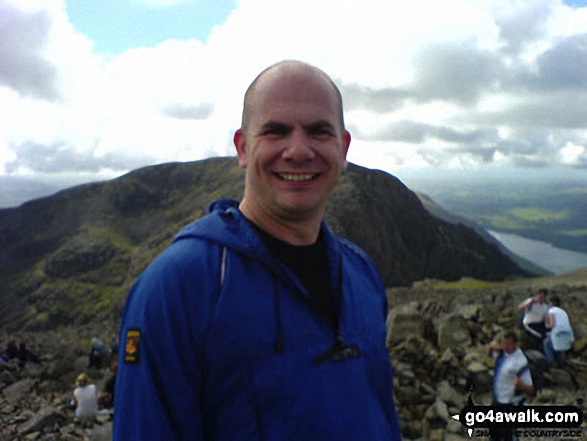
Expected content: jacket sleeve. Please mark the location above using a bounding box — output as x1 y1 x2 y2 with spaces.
347 241 403 440
113 240 221 441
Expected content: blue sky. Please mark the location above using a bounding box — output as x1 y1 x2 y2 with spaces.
66 0 237 54
1 0 587 208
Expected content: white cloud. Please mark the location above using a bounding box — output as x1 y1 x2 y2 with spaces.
2 0 587 198
560 141 586 165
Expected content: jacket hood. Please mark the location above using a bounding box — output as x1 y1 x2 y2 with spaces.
172 200 259 257
172 199 338 261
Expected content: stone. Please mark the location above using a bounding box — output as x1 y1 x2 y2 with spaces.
453 304 479 321
2 378 36 403
429 428 446 441
18 405 67 435
438 313 471 351
386 303 425 346
466 361 487 374
434 398 450 422
437 380 464 409
393 361 415 381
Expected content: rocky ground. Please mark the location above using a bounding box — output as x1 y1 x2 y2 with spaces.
0 325 118 441
1 281 586 440
387 280 587 440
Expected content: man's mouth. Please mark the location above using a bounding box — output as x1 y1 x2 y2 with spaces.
276 173 318 182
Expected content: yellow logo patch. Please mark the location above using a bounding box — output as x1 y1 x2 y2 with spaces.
124 329 141 364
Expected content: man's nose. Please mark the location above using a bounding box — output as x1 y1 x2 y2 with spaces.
283 130 315 161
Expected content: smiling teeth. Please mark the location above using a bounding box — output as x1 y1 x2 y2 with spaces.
278 173 316 182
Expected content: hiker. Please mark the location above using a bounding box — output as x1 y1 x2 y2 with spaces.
3 340 18 360
518 288 549 345
487 331 534 441
99 361 118 409
114 60 402 440
543 295 574 366
17 342 36 368
88 337 107 369
73 373 98 427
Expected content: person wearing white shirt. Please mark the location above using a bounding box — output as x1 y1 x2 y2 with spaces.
487 331 534 441
73 373 98 426
517 288 549 344
544 295 574 365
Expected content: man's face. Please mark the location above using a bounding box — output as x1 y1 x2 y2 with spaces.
536 292 546 302
235 67 350 223
502 337 516 354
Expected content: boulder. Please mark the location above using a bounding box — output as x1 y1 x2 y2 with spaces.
437 380 464 409
18 405 67 435
438 313 471 351
386 303 425 347
2 378 36 403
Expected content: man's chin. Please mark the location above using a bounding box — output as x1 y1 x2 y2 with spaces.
276 200 324 220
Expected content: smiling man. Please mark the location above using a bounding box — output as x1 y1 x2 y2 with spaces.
114 60 402 440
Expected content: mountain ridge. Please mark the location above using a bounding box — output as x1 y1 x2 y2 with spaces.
0 157 532 331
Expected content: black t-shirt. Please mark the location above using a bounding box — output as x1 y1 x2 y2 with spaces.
247 220 338 332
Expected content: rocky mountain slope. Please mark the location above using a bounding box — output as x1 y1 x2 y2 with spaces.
1 271 585 440
0 157 531 332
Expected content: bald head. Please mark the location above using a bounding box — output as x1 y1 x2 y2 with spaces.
240 61 345 132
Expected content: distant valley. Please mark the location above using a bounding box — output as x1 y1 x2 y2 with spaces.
403 172 587 258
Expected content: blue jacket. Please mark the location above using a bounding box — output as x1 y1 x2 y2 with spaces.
114 200 402 440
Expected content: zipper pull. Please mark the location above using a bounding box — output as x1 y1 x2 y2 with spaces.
313 335 360 366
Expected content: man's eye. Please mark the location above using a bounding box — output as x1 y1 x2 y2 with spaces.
311 128 333 137
262 126 288 136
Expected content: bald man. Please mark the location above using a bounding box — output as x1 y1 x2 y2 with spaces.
114 60 402 441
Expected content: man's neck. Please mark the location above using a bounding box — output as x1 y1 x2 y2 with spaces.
239 199 322 245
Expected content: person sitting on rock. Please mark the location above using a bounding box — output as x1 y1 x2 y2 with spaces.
17 342 39 368
88 337 107 369
99 360 118 409
543 295 574 366
518 288 549 346
73 373 98 427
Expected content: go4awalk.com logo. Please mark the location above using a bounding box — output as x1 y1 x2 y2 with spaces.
451 400 584 438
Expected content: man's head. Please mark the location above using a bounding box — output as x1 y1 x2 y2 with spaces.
536 288 548 302
501 330 518 354
240 61 346 132
549 295 561 307
234 61 350 228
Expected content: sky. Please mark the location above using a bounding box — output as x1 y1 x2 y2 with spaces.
1 0 587 208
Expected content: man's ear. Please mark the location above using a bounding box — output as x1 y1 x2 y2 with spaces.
234 129 247 168
343 130 351 156
341 130 351 168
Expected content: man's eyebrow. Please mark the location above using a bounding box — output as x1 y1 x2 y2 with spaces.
258 120 292 133
304 120 336 131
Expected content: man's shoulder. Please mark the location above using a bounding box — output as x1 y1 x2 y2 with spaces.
337 236 370 260
335 236 384 288
512 348 530 365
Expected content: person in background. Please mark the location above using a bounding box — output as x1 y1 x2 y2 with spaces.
487 331 534 441
114 60 402 440
3 341 18 360
517 288 549 346
73 373 98 427
99 361 118 409
88 337 106 369
543 295 574 366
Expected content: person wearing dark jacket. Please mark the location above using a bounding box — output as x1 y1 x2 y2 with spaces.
114 60 402 440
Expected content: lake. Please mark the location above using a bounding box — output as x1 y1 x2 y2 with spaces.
488 230 587 275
